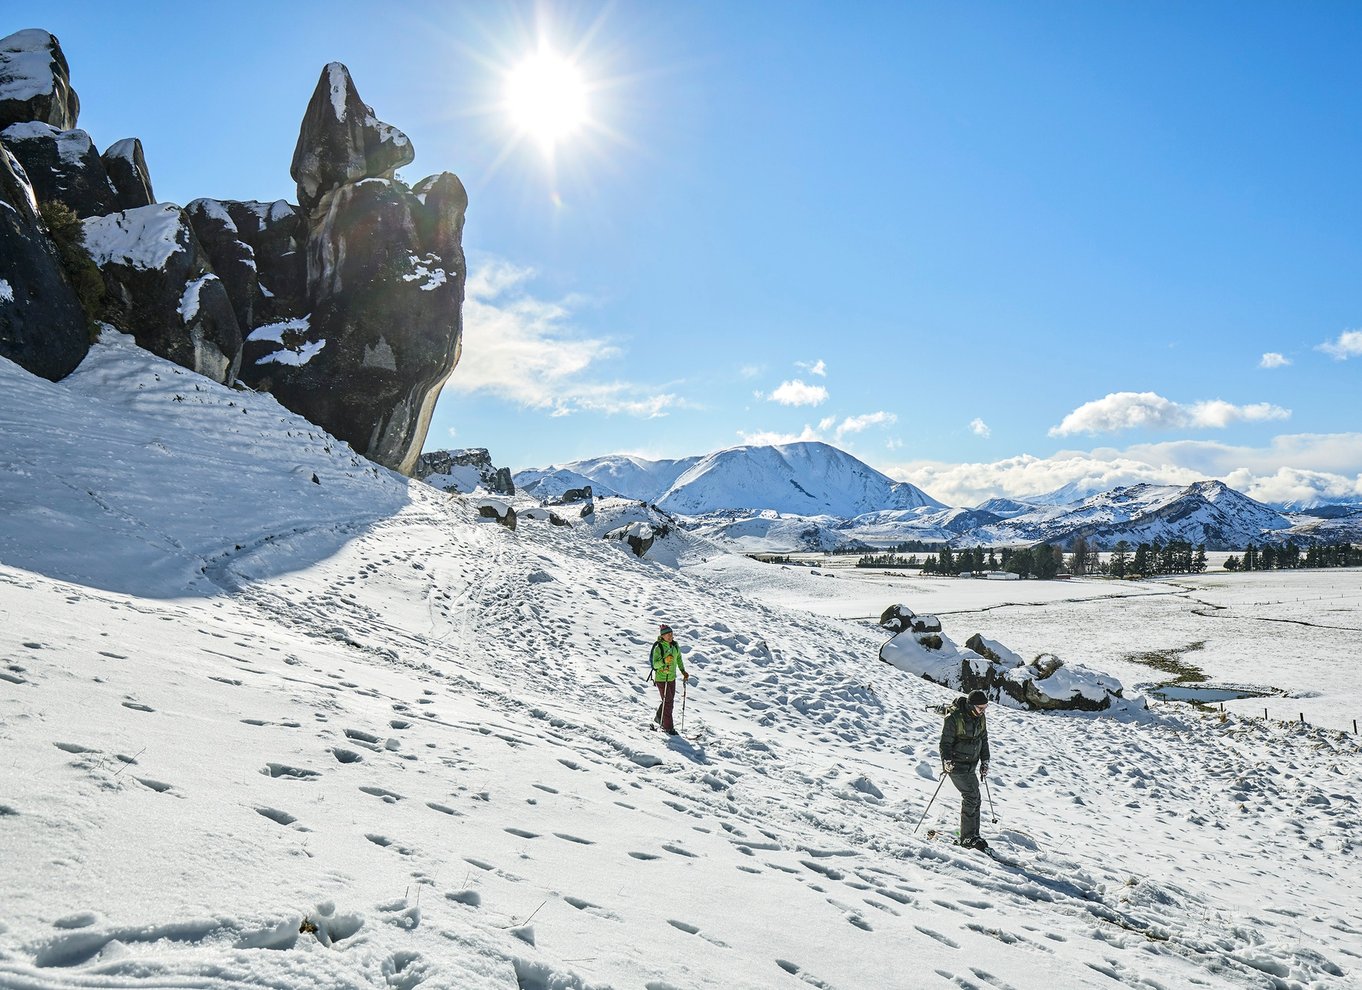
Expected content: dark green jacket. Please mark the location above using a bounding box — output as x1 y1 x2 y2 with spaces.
940 697 990 766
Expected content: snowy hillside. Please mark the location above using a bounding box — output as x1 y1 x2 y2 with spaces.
2 336 1361 989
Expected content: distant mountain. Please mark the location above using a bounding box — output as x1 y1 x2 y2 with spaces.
969 481 1296 550
974 497 1038 519
514 454 696 502
655 442 945 517
518 442 944 517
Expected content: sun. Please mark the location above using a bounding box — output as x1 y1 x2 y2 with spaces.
506 47 588 152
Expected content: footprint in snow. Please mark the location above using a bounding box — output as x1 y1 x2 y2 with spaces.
668 920 700 935
262 763 320 780
628 851 660 861
914 925 960 948
256 807 299 826
359 785 403 802
135 777 173 793
121 701 155 713
504 828 539 839
554 833 594 845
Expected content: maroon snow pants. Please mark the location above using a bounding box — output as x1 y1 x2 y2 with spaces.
654 679 678 733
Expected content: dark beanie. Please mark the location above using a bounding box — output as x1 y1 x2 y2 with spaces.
966 690 988 707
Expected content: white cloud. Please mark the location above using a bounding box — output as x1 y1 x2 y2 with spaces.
1259 352 1291 369
739 365 764 379
969 417 991 438
768 379 829 407
1318 329 1362 360
835 411 896 437
1049 391 1289 436
442 257 680 418
796 359 827 377
881 433 1362 507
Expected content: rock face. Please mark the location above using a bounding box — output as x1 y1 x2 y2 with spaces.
546 486 594 506
238 62 464 476
0 136 90 379
187 198 306 329
101 138 154 210
82 204 242 383
416 448 514 495
0 29 79 131
2 121 117 218
290 62 414 217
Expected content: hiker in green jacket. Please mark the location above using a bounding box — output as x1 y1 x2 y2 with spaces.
940 689 991 850
651 624 689 735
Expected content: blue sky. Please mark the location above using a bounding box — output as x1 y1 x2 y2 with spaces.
24 1 1362 505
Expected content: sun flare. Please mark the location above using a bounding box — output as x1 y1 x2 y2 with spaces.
506 47 588 151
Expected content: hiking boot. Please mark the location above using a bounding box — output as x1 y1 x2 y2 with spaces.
960 836 989 850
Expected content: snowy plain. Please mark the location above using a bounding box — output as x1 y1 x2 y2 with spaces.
1 333 1360 989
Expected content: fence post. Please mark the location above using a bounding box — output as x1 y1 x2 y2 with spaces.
1299 712 1305 725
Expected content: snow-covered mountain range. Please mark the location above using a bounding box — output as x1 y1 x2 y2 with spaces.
518 447 1362 551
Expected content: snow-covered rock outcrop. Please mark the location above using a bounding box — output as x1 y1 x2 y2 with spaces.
83 204 242 384
0 29 78 130
243 63 466 476
417 448 515 496
101 137 154 211
879 605 1128 712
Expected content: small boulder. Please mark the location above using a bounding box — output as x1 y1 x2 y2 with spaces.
474 498 516 531
604 521 655 558
2 122 116 218
879 604 915 632
0 29 79 131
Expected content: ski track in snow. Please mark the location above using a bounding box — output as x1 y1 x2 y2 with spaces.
1 336 1360 989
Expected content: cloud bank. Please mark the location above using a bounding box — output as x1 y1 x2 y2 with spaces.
1049 391 1290 436
767 379 829 406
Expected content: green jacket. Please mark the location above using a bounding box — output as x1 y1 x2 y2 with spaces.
940 697 990 766
651 639 685 682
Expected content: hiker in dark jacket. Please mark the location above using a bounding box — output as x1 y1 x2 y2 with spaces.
940 689 991 850
651 624 688 735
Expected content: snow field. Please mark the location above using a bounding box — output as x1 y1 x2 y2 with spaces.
1 335 1360 988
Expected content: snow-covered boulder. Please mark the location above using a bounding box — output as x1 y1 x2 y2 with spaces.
82 203 242 383
880 610 1126 712
545 485 594 507
290 62 415 217
0 137 90 379
879 604 915 632
101 137 154 211
417 448 514 496
473 497 516 531
0 29 79 131
604 520 659 558
1 121 116 218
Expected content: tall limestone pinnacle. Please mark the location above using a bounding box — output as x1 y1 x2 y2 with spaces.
239 61 466 476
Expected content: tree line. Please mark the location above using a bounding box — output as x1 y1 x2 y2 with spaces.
1224 542 1362 571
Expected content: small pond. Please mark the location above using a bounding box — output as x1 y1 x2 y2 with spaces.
1150 684 1272 704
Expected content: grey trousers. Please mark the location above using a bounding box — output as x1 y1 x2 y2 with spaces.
948 765 982 843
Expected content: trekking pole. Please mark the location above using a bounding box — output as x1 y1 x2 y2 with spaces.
681 678 687 734
983 775 998 824
912 774 946 834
